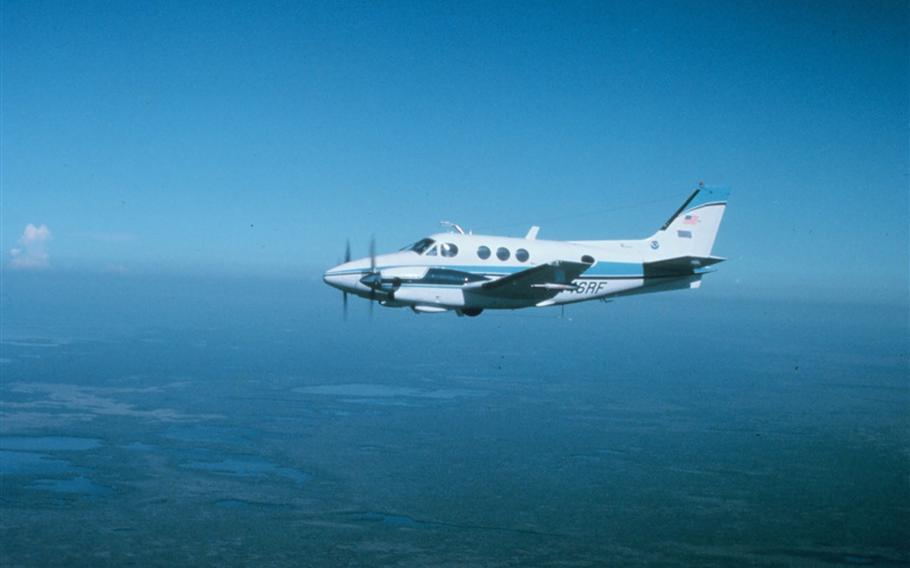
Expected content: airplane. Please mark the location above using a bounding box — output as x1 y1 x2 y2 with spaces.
323 184 730 317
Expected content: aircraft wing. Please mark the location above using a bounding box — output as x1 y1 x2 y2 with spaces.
467 260 592 300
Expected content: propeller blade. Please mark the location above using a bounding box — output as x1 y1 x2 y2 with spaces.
369 236 376 273
341 239 351 321
369 236 377 319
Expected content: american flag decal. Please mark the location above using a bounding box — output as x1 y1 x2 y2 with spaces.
683 214 699 225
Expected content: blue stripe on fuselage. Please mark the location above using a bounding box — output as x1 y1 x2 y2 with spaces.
326 261 646 278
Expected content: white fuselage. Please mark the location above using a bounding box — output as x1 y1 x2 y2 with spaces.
323 232 699 311
323 186 729 314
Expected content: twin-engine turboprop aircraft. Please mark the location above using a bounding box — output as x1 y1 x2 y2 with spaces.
324 184 730 317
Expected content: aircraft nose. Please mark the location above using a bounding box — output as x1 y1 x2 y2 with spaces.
323 260 368 292
323 265 346 290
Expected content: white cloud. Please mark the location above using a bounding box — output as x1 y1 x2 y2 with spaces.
9 223 52 269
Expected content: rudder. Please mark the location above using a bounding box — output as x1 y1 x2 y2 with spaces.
645 185 730 259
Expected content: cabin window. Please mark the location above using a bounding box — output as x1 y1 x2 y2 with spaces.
477 246 491 260
515 248 529 262
496 247 510 261
440 243 459 258
425 245 438 256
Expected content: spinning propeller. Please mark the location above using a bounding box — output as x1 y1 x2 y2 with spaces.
339 236 400 319
341 239 351 320
365 237 377 317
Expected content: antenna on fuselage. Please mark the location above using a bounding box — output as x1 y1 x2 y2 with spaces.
440 221 466 235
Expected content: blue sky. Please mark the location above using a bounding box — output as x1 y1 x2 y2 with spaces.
2 1 907 303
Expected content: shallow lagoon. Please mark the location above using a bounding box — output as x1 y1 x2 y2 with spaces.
0 450 77 476
0 437 102 451
28 476 113 496
183 457 311 485
1 274 907 566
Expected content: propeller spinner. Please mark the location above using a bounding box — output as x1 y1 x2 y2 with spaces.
333 236 402 320
357 236 402 317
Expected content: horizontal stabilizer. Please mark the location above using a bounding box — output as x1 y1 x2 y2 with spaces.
643 255 725 277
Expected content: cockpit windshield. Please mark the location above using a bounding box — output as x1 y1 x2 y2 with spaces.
401 238 435 254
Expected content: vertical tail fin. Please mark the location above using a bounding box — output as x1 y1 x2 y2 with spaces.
645 185 730 259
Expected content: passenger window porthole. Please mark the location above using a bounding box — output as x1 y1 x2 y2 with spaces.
516 248 529 262
496 247 510 261
477 246 491 260
441 243 459 258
